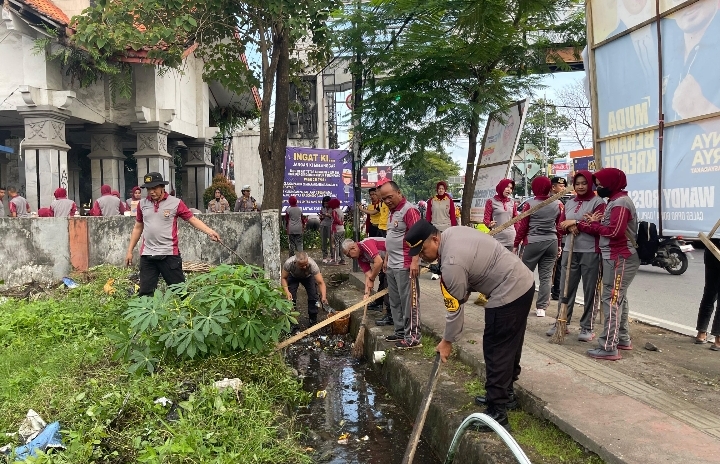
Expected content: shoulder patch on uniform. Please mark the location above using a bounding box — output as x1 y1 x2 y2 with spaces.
440 281 460 312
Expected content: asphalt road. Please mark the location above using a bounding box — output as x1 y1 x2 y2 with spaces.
627 248 706 336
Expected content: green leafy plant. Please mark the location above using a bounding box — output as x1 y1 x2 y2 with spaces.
117 264 298 374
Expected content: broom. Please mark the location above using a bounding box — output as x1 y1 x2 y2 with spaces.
550 233 575 344
352 304 369 359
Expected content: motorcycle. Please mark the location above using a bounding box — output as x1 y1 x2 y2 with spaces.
637 222 693 275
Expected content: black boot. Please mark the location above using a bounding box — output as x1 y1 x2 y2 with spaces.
474 405 511 432
375 313 394 326
309 315 318 326
474 386 518 410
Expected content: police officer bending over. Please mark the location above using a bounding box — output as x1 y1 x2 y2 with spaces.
125 172 220 296
405 219 535 432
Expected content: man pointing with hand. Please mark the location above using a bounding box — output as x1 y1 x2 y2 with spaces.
405 219 534 432
126 172 220 296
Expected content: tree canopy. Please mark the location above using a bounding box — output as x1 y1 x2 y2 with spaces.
335 0 585 223
394 151 461 202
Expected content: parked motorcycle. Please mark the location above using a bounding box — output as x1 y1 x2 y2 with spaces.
637 221 694 275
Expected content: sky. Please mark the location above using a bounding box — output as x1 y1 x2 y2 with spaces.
444 71 587 175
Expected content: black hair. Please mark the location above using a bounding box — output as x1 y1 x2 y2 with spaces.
368 187 376 193
322 196 331 204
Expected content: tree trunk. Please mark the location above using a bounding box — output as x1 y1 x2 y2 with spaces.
461 98 481 225
262 23 290 214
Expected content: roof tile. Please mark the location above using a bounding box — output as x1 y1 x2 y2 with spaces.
19 0 70 25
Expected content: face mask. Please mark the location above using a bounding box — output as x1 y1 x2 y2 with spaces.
597 187 612 198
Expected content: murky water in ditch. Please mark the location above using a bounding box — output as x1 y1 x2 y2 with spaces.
286 334 440 464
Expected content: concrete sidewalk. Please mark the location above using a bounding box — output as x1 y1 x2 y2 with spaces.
349 272 720 464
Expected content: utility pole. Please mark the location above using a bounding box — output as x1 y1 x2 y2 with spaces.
350 0 363 273
543 94 548 174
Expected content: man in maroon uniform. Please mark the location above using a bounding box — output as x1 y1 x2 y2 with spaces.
7 187 30 217
125 172 220 296
341 237 389 316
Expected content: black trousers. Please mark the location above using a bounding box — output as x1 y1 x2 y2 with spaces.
139 255 185 296
288 274 319 319
551 256 561 297
374 270 390 310
696 247 720 336
368 223 380 237
484 286 535 408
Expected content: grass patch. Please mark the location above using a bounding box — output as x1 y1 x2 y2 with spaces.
0 266 311 463
420 334 438 359
509 412 604 463
464 379 485 397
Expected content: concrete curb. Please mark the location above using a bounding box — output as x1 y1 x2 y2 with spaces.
345 272 720 464
330 285 536 464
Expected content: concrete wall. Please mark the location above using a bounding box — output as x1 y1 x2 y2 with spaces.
0 212 270 289
0 218 71 287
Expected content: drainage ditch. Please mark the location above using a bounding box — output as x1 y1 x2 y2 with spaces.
285 333 440 463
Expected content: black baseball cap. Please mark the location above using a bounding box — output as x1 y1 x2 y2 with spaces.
405 219 438 257
551 176 567 186
140 172 170 188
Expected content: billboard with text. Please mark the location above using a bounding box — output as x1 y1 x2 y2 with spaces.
589 0 720 237
470 100 528 222
284 147 353 211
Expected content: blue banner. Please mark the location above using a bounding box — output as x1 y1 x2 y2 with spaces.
284 147 353 212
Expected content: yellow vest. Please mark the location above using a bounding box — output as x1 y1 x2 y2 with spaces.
368 203 382 225
377 203 390 230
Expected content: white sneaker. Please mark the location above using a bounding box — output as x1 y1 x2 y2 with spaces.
430 273 440 280
536 308 546 317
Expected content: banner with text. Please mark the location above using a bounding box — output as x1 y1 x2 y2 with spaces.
470 99 528 222
360 166 393 188
284 147 353 211
590 0 720 237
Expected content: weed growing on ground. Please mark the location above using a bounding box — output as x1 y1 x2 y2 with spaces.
0 265 311 463
509 412 605 464
464 379 486 397
420 334 438 359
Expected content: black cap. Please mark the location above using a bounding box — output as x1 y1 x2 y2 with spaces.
405 219 437 257
140 172 169 188
551 176 567 186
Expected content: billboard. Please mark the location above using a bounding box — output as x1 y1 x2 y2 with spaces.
470 100 528 222
284 147 353 211
360 165 392 188
588 0 720 237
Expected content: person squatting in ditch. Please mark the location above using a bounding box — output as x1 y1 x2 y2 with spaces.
560 167 639 360
405 219 535 432
514 176 563 317
280 251 329 332
547 170 605 342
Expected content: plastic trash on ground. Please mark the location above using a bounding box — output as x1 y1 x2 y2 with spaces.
103 278 116 295
213 378 243 392
154 397 173 407
337 433 349 444
62 277 78 289
1 411 65 461
14 422 65 460
316 390 327 399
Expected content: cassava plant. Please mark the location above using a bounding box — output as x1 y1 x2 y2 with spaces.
113 264 298 374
